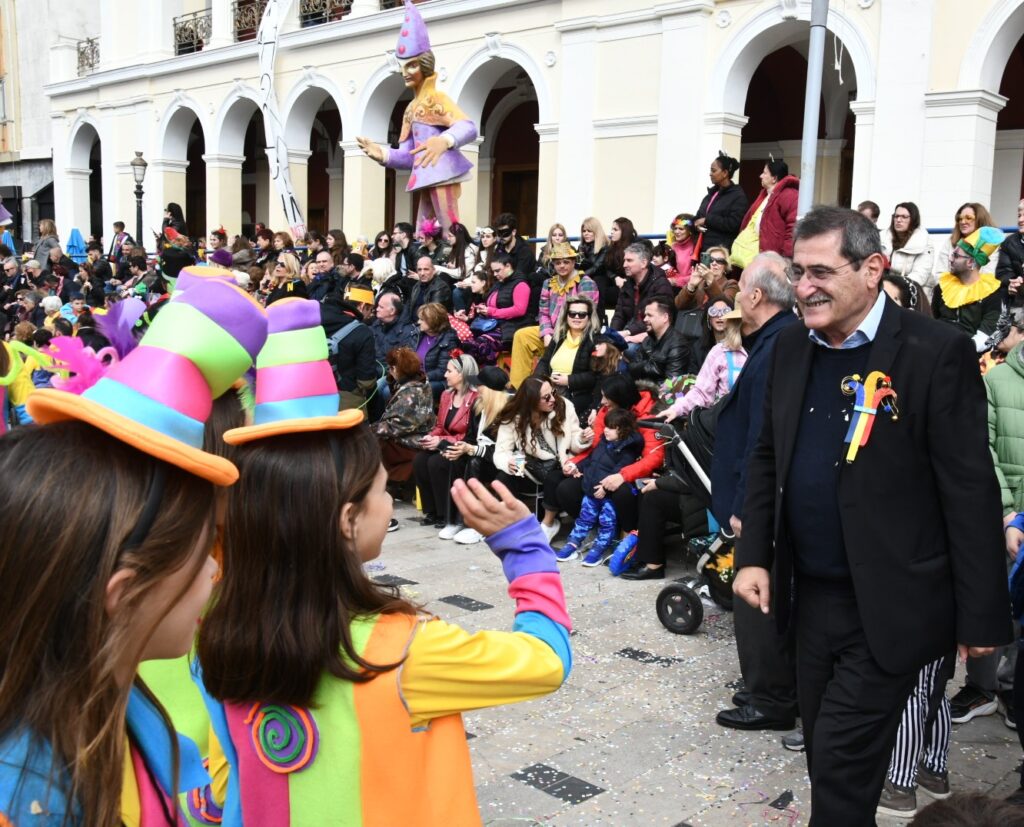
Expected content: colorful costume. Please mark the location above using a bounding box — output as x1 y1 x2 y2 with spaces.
184 299 572 826
931 227 1006 352
378 1 477 231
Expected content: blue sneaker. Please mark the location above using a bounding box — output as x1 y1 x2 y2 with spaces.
608 531 639 576
581 546 609 567
556 543 579 562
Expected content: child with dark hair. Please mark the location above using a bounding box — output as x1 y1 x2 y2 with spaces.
557 407 643 566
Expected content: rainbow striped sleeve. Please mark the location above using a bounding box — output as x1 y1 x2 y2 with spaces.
400 517 572 728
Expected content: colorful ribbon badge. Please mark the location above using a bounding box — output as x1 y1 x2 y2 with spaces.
841 371 899 464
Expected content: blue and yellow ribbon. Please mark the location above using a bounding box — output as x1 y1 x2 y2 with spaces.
841 371 899 463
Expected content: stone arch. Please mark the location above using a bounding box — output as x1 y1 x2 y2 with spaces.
282 75 350 149
960 0 1024 91
353 63 407 141
449 41 553 127
67 114 103 170
212 85 263 156
159 98 209 161
708 2 876 115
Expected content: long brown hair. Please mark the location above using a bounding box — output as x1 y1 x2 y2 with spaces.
497 376 567 452
951 202 994 245
0 422 215 826
197 425 418 706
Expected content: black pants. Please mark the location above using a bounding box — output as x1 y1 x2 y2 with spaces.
1015 641 1024 787
553 475 639 532
797 577 918 826
733 557 798 719
412 451 467 522
636 488 682 565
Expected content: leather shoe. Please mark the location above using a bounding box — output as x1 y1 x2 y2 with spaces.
716 704 795 731
732 690 752 708
620 565 665 581
419 513 439 526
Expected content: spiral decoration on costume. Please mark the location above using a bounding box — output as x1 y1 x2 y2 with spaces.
186 782 224 825
245 703 320 774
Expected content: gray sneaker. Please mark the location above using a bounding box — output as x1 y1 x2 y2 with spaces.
877 779 918 819
781 730 805 752
917 765 951 800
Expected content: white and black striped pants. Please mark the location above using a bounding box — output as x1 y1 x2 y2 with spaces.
887 653 955 788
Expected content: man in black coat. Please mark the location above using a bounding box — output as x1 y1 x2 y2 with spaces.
996 198 1024 305
627 297 688 383
734 207 1012 824
402 257 452 323
710 252 800 735
611 243 674 341
494 212 537 277
321 292 378 412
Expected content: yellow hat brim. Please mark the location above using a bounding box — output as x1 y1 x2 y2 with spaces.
222 409 366 446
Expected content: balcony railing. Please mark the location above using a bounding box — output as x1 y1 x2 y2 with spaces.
381 0 427 8
233 0 268 42
299 0 352 26
76 37 99 76
173 10 212 55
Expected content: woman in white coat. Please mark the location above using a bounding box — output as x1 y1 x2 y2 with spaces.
881 202 935 298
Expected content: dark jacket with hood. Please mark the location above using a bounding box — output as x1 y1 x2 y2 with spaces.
321 296 377 396
578 431 644 492
629 326 690 383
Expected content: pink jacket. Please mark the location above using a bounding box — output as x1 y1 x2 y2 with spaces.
670 343 747 418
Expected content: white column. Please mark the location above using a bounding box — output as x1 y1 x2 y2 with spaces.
703 112 748 168
21 196 34 247
394 170 413 224
919 90 1006 229
815 139 847 205
552 22 596 231
459 136 484 232
340 140 385 240
535 125 558 235
288 148 312 229
209 0 233 48
477 155 493 227
204 153 245 236
849 100 875 209
861 0 934 220
150 159 190 237
146 0 177 61
66 168 92 238
992 130 1024 227
653 1 714 226
326 166 344 230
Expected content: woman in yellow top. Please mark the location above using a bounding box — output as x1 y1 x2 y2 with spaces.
535 296 602 420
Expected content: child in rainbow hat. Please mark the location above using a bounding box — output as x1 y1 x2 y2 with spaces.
189 297 572 826
0 279 267 824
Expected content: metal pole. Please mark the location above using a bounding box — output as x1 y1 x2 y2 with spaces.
797 0 829 218
135 183 144 253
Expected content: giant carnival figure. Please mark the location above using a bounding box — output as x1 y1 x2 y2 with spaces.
357 0 478 232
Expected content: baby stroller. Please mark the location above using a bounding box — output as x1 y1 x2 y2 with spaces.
639 402 735 635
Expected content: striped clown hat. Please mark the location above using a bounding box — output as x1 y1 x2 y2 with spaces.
27 279 267 485
173 264 236 297
223 298 363 445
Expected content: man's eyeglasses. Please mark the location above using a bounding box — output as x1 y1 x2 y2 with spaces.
566 310 589 319
791 260 862 283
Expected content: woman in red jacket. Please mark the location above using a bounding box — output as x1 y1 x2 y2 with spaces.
412 351 480 533
732 160 800 268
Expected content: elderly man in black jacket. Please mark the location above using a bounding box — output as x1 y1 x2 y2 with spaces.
711 252 800 737
611 243 675 344
402 256 452 324
628 296 688 383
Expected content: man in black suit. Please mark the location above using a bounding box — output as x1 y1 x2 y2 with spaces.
734 206 1012 824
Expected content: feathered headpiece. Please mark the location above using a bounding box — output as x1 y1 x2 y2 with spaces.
418 216 442 239
45 336 119 395
96 297 147 359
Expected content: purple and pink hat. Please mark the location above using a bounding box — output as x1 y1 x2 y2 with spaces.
395 0 431 59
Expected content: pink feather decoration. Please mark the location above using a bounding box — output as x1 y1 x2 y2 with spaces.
45 337 118 394
96 297 146 359
418 217 441 239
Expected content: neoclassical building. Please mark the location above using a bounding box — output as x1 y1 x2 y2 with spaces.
40 0 1024 244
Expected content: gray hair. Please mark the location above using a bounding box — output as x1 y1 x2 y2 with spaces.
3 257 19 273
794 206 882 264
744 252 796 310
624 242 649 263
24 259 41 270
41 296 62 313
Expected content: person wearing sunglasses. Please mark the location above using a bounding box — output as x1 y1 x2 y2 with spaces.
676 245 738 311
492 212 537 279
881 202 934 299
534 296 601 420
510 241 599 389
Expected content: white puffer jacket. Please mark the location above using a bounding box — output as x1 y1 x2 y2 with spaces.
881 227 935 298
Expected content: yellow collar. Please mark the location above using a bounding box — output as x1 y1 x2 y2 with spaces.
548 271 581 295
938 272 1000 308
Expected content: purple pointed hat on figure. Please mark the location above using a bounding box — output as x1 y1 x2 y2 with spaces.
396 0 431 59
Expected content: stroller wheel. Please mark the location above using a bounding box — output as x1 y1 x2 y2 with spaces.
656 583 703 635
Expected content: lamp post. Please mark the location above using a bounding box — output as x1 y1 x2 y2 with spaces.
129 151 148 252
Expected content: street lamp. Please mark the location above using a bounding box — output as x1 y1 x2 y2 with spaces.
129 151 148 252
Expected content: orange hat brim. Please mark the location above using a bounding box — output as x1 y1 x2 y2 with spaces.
222 410 365 446
27 389 239 486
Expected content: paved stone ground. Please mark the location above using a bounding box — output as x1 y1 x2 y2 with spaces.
378 501 1021 826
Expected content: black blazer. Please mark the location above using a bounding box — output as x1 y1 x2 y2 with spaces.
738 298 1012 675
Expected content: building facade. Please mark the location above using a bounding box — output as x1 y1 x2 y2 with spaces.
39 0 1024 245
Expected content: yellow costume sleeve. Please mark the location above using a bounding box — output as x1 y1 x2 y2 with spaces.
400 618 565 728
